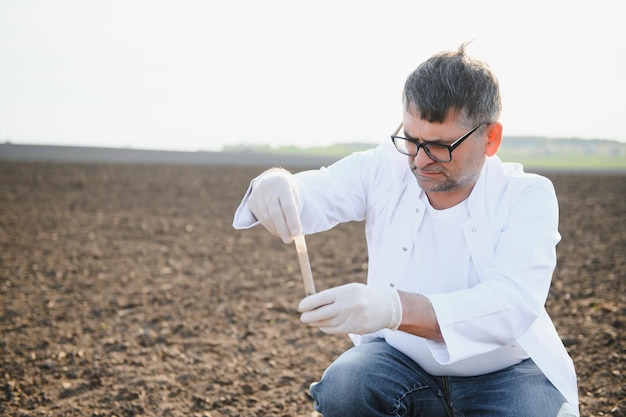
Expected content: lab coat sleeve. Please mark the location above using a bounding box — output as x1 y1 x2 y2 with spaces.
294 155 371 233
426 176 561 364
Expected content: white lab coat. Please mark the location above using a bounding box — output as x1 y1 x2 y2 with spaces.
233 142 579 414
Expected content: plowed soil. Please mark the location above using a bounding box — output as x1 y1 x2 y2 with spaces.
1 161 624 416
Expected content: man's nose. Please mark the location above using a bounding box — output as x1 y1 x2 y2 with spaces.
413 148 435 167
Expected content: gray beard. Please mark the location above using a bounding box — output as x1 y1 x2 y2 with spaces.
413 168 481 193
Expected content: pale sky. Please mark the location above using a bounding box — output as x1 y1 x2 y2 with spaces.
1 0 625 152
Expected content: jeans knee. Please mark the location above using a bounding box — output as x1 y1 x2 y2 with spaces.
310 361 388 417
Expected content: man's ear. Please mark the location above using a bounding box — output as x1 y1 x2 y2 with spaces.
485 122 503 157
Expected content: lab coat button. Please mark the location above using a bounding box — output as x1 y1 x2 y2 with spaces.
402 247 407 252
389 283 395 288
415 208 420 213
471 227 477 232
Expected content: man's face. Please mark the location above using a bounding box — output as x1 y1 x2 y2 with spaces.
402 110 487 208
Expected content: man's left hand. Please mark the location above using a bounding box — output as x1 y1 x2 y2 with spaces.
298 283 402 335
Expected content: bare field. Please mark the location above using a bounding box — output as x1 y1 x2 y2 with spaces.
0 162 624 416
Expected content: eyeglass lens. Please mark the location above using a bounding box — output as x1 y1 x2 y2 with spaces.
394 139 451 162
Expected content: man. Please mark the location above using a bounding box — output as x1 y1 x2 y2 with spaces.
233 44 578 416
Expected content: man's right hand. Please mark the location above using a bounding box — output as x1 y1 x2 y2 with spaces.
248 169 302 243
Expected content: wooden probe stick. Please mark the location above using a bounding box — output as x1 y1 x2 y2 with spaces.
293 235 316 296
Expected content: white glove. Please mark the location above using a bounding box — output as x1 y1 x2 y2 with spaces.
248 169 302 244
298 283 402 335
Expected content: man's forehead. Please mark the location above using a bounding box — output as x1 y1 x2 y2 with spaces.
402 112 467 140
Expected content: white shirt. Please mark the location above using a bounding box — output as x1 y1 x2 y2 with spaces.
233 142 579 414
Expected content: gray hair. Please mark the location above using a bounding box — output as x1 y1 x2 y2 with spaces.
403 42 502 127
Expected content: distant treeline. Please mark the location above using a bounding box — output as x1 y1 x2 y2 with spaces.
2 137 623 171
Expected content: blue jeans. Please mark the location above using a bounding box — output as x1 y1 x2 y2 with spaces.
310 339 574 417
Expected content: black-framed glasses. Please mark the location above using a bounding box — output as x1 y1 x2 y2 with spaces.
391 123 485 162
